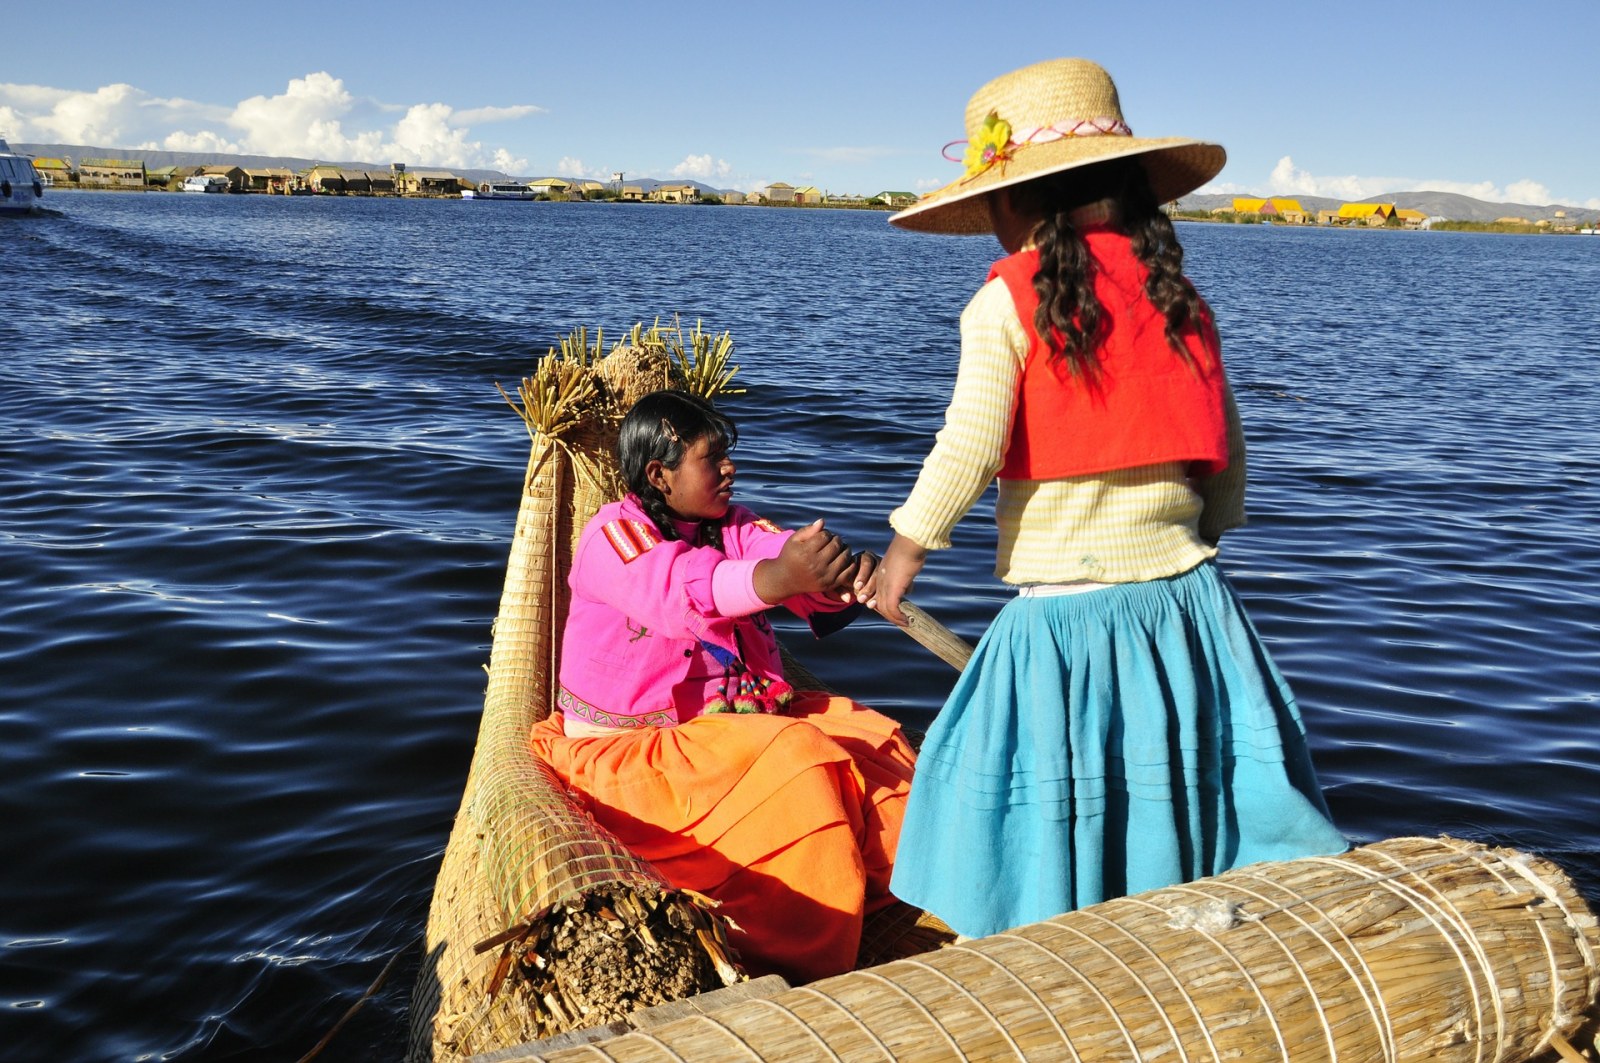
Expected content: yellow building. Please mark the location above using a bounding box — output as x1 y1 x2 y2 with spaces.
1232 196 1307 223
1267 198 1306 223
32 157 72 186
650 183 701 203
528 177 573 199
1336 203 1396 226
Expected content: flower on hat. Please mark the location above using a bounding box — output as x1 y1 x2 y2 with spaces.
963 111 1014 178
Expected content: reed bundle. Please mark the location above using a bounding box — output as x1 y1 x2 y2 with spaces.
406 324 748 1062
501 836 1598 1063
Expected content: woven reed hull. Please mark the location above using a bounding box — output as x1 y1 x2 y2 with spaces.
506 836 1598 1063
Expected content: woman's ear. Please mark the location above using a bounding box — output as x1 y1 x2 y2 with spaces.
645 459 670 495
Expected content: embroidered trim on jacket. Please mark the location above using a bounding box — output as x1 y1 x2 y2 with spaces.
557 685 676 729
602 518 662 563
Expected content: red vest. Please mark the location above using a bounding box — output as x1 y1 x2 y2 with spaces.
991 234 1229 481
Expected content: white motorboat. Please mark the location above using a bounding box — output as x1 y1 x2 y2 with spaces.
0 139 45 214
462 180 535 200
182 174 230 193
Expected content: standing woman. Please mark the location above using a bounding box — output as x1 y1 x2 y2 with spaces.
865 58 1346 939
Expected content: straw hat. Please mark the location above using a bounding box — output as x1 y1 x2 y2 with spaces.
891 58 1225 235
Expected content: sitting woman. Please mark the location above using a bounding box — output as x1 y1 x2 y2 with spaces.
529 389 916 983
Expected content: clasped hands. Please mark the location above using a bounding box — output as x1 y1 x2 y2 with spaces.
753 519 878 606
754 522 928 627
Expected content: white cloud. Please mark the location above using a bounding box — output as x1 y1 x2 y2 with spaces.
915 176 944 191
493 148 529 175
1503 179 1553 206
555 156 611 179
1226 155 1573 207
1254 156 1401 200
0 82 70 111
0 74 538 170
455 105 543 125
389 102 484 168
228 73 379 159
6 82 143 144
671 153 731 180
0 105 29 138
158 129 242 153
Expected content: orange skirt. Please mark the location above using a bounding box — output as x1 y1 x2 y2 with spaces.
529 690 915 983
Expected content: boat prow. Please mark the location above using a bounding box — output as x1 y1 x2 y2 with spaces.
0 139 45 215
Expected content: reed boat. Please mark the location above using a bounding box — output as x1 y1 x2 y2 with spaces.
406 323 1600 1063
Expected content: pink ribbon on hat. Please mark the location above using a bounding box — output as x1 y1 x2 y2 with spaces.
942 116 1134 165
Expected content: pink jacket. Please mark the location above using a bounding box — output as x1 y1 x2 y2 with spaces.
557 496 860 729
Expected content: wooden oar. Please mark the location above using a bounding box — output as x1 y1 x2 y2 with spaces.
895 601 974 672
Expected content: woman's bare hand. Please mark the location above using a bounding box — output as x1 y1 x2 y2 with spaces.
860 533 928 625
754 519 852 603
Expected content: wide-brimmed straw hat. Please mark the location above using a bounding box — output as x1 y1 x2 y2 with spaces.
891 58 1226 235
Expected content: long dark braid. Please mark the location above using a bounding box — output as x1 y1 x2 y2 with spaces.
1008 159 1208 377
617 390 738 551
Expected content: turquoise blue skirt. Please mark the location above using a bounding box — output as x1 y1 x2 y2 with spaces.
890 560 1347 938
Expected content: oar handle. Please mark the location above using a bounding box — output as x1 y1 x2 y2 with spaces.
897 601 974 672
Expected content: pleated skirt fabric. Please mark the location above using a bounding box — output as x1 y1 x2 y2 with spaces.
889 560 1347 938
530 691 915 983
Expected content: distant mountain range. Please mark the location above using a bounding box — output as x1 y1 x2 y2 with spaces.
1175 191 1594 224
15 142 723 195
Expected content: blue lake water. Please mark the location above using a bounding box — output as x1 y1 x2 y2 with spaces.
3 193 1598 1060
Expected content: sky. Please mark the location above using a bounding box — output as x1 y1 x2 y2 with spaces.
4 1 1597 207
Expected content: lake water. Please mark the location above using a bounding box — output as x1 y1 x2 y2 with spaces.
3 193 1598 1060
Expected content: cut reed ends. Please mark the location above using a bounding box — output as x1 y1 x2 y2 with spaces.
474 886 742 1040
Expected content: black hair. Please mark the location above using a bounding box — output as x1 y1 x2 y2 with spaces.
618 389 738 549
1004 157 1210 378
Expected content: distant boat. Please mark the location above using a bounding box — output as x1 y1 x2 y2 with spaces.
182 174 230 194
0 138 45 214
463 180 535 201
